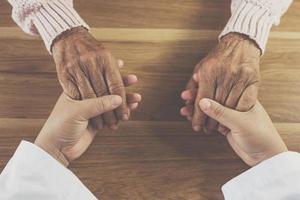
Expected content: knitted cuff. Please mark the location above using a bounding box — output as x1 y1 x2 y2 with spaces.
32 0 90 53
219 1 278 54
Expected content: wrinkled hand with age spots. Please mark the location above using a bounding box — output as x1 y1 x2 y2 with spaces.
52 27 135 131
181 33 261 133
35 67 141 166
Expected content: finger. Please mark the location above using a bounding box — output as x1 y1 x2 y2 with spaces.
87 59 119 128
192 71 215 132
104 56 129 121
78 95 122 120
236 84 258 112
217 82 245 132
117 59 124 68
193 73 199 82
199 98 240 129
206 83 230 133
129 103 139 110
59 74 82 100
123 74 138 87
181 89 197 101
75 68 105 130
180 105 194 117
205 116 219 133
126 93 142 104
185 77 198 105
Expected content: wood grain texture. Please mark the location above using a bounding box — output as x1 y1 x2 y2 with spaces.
0 0 300 199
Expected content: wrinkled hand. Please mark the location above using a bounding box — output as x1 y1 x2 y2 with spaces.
35 93 139 167
181 33 261 133
199 98 288 166
52 27 131 131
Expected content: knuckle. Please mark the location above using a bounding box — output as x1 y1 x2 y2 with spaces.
241 67 260 86
65 86 80 100
229 69 239 78
202 58 219 69
108 82 125 94
65 61 78 70
95 49 112 61
85 92 96 98
238 99 256 112
94 88 109 97
96 99 107 112
238 104 251 112
241 66 256 77
100 49 112 57
213 105 225 119
60 62 78 77
79 52 97 62
220 84 232 96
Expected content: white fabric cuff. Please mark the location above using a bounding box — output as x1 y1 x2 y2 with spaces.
219 0 292 54
1 141 97 200
222 151 300 200
32 0 90 53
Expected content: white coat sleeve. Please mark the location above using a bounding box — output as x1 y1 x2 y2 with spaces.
0 141 97 200
222 151 300 200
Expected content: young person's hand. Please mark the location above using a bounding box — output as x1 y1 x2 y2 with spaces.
35 92 141 167
181 33 261 133
199 99 288 166
52 27 131 131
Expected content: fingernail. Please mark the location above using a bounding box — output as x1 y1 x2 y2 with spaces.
130 103 139 110
112 96 122 107
193 125 201 132
136 94 142 101
200 99 211 110
118 59 124 67
180 91 185 98
193 73 198 81
122 114 129 121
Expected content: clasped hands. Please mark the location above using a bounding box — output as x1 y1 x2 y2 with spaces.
37 27 287 167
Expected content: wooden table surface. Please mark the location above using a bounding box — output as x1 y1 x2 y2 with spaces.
1 0 300 199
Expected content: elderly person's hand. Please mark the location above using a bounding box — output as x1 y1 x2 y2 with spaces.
181 33 261 133
199 98 287 166
52 27 133 131
35 92 140 167
34 60 141 166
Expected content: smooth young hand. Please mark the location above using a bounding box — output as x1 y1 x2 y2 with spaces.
35 92 141 167
199 98 288 166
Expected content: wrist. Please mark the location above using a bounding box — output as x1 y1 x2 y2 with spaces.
250 144 289 167
262 146 289 164
52 26 89 53
34 138 69 167
221 33 261 57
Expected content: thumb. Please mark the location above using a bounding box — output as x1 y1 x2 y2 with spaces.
199 98 240 128
78 95 122 119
